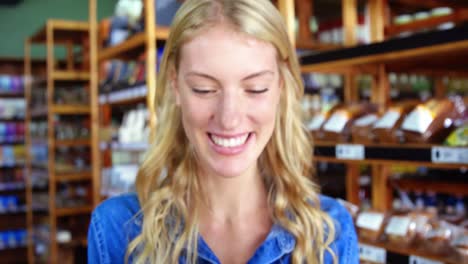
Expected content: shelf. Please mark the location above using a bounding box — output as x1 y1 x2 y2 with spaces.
359 239 459 264
100 141 148 152
52 70 90 81
30 106 48 117
30 19 89 44
55 139 90 148
0 162 24 168
0 140 25 145
313 141 468 168
296 40 342 51
301 24 468 73
51 105 90 115
99 83 147 106
0 92 24 98
392 178 468 196
0 182 25 192
31 162 48 169
54 172 91 182
0 206 27 215
0 117 24 122
385 10 468 37
98 27 170 61
55 206 92 217
31 138 47 145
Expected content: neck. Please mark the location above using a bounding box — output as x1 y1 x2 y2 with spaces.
198 166 269 222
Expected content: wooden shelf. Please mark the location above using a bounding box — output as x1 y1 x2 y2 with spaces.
296 40 342 51
55 139 90 148
52 70 90 81
0 92 24 98
55 206 92 217
54 172 91 182
99 83 147 106
51 105 90 114
392 178 468 196
100 141 148 152
98 27 170 61
25 16 96 264
30 19 89 44
359 239 459 264
301 24 468 73
313 141 468 169
30 106 48 117
386 10 468 37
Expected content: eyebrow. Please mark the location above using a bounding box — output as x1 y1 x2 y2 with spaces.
185 70 274 82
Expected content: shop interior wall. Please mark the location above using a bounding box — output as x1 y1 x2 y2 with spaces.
0 0 118 58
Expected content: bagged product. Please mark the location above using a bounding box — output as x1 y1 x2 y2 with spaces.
401 97 465 143
373 101 418 143
321 103 378 142
383 211 433 247
356 210 387 242
351 113 380 144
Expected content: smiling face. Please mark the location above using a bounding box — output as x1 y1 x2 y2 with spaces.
172 24 282 179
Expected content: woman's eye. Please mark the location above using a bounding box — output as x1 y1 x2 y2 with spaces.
192 88 215 94
247 88 269 94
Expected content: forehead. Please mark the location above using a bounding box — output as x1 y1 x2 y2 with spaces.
178 24 278 75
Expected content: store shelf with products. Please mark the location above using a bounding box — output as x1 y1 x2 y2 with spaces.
98 28 170 61
296 2 468 263
89 0 172 199
313 141 468 168
359 239 460 264
0 60 28 264
24 18 98 264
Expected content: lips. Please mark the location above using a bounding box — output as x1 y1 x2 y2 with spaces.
207 132 252 156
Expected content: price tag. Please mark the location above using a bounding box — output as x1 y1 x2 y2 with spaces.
99 94 107 104
336 144 365 160
431 147 468 164
359 243 386 263
408 256 443 264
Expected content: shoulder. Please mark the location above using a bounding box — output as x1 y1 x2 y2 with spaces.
93 192 141 220
87 193 142 264
319 195 359 264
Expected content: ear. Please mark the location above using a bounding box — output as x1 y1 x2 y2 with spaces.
170 67 181 105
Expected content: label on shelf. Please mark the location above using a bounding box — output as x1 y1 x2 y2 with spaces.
323 111 348 133
356 212 384 231
384 216 411 236
359 243 386 264
336 144 365 160
408 256 443 264
374 110 401 129
431 147 468 164
99 94 107 104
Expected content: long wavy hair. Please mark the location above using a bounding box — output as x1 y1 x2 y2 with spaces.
127 0 337 263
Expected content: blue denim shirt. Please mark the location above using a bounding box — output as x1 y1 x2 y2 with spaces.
88 193 358 263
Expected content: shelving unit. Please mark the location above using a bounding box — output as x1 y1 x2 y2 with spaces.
0 58 28 264
24 19 98 263
88 0 169 199
296 1 468 263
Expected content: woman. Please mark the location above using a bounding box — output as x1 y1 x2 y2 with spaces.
88 0 358 263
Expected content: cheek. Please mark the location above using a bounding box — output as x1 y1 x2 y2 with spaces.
180 96 213 133
248 91 280 129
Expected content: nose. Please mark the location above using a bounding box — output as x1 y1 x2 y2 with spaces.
216 89 242 130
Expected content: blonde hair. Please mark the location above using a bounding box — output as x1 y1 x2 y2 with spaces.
127 0 337 263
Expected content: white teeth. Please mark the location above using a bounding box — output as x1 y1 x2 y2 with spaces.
211 134 249 148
